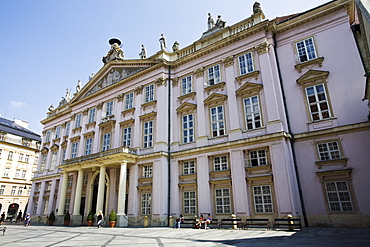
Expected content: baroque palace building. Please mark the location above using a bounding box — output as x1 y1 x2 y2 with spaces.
29 0 370 228
0 117 41 220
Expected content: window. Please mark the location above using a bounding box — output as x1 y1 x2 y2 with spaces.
18 153 24 162
141 193 151 215
295 37 317 63
253 185 273 213
8 151 13 160
34 157 38 164
88 108 96 123
214 156 228 171
65 122 71 136
71 142 79 159
182 114 194 143
67 176 73 187
40 155 46 171
181 75 192 95
183 160 195 175
11 186 16 195
64 198 70 214
3 167 10 177
50 152 57 170
21 170 27 179
238 52 254 75
47 181 52 190
45 130 51 142
0 134 5 141
210 106 225 137
102 133 111 152
85 138 93 155
215 188 231 214
75 113 82 128
125 92 134 110
61 149 66 161
317 141 341 161
122 127 132 147
55 126 61 139
32 202 38 215
244 95 261 130
25 154 29 163
106 101 114 117
305 84 331 121
83 174 88 186
17 186 23 196
143 120 153 148
0 185 5 195
325 181 353 212
183 191 196 215
142 165 152 178
15 169 20 178
248 150 267 167
144 84 154 103
208 64 221 86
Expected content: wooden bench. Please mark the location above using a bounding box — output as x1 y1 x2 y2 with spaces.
219 218 242 229
244 219 270 230
273 218 302 231
0 227 6 235
179 218 196 228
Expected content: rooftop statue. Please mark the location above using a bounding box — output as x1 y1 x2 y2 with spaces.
48 104 54 112
159 34 167 50
139 44 147 59
207 13 215 30
253 1 262 14
215 15 226 29
76 79 82 93
172 41 180 52
102 38 124 64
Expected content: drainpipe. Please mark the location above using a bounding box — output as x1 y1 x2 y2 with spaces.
167 65 172 226
272 33 308 227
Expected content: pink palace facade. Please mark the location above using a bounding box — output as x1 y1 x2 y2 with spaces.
29 0 370 228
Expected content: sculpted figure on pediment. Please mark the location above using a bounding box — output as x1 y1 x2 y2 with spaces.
102 38 124 64
76 79 82 93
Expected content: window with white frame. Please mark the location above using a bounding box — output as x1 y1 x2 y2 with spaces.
34 157 38 164
83 174 88 186
215 188 231 214
183 160 195 175
25 154 29 163
238 52 254 75
253 185 273 213
21 170 26 179
125 92 134 110
142 165 152 178
106 100 114 117
0 185 5 195
55 126 61 139
181 75 192 95
40 154 47 171
144 84 154 103
15 169 20 178
183 191 197 215
50 152 57 170
32 202 38 215
11 186 16 195
208 64 221 85
141 193 151 215
3 167 10 177
17 186 23 196
210 105 225 137
64 198 70 214
325 181 353 212
305 84 331 121
67 176 73 187
65 122 71 136
244 95 262 130
102 133 111 152
182 113 194 143
75 113 82 128
85 138 93 155
61 149 66 161
122 127 132 147
45 130 51 142
295 37 317 63
214 156 228 171
47 181 52 190
88 108 96 123
43 199 49 215
71 142 79 159
317 141 341 161
143 120 153 148
248 149 267 167
19 153 24 162
8 151 13 160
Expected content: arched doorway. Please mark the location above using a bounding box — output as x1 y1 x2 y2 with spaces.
7 203 19 219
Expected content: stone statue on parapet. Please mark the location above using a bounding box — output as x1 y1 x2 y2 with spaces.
215 15 226 28
139 44 147 59
65 88 71 102
207 13 215 30
253 1 262 14
159 34 167 50
102 38 124 64
172 41 180 52
48 105 54 112
76 79 82 93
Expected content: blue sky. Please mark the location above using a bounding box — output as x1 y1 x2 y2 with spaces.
0 0 330 134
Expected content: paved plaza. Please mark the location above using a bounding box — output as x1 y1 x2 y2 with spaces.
0 223 369 246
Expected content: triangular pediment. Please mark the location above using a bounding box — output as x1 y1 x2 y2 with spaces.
176 102 197 113
296 69 329 85
235 81 263 96
41 147 49 154
203 93 227 106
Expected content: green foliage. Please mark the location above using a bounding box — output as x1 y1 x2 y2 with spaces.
49 211 55 221
64 211 70 221
109 209 117 222
87 211 94 221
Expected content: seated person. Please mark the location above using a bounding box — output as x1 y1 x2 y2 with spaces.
205 214 212 229
174 214 184 229
195 214 205 229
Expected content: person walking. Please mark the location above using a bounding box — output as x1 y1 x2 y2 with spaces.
96 210 104 228
24 213 30 226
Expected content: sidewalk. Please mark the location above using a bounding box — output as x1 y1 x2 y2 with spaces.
0 223 369 246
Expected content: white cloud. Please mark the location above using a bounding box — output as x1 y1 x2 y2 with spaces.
10 100 28 108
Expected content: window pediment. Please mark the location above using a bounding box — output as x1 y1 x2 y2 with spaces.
204 93 227 106
296 69 329 85
205 82 226 95
316 168 351 182
295 57 324 73
83 131 95 138
236 81 263 96
139 112 157 121
235 70 260 84
50 144 59 152
176 102 197 114
119 119 135 127
178 92 196 103
41 147 49 155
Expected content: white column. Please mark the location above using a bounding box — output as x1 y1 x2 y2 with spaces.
36 181 46 216
73 169 84 215
57 172 69 215
96 165 106 213
117 162 127 214
47 178 57 214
